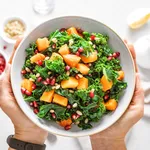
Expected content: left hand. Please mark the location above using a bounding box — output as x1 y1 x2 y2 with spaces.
0 38 48 145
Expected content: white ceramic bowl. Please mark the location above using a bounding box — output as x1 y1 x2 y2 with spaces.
11 16 135 137
0 17 28 44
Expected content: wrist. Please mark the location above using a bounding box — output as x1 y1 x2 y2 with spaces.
90 135 126 150
14 127 48 145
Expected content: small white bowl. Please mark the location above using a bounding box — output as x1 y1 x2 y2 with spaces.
0 50 7 79
11 16 136 137
0 17 28 44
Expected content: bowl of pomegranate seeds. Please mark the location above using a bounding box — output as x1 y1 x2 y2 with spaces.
11 16 135 137
0 50 7 77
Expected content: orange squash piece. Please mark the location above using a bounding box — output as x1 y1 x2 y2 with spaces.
61 77 78 89
117 70 125 81
81 51 97 63
67 27 79 36
59 118 72 127
40 90 55 103
50 52 63 61
63 54 81 67
30 53 46 64
36 38 50 52
105 99 118 111
58 44 70 55
53 94 68 107
21 79 34 92
77 77 88 90
76 63 90 75
100 75 113 92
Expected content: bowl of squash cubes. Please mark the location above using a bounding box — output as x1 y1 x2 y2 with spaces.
11 16 135 137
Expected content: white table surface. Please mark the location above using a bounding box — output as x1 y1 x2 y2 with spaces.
0 0 150 150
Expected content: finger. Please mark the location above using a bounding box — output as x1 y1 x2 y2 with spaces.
132 73 144 105
127 44 138 72
9 37 23 64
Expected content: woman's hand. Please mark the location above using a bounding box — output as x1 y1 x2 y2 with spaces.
90 41 144 150
0 39 48 148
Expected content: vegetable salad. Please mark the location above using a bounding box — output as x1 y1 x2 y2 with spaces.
21 27 127 130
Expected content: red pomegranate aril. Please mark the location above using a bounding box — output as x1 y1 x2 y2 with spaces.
0 59 5 65
46 78 50 84
34 108 39 114
89 91 94 98
59 28 66 32
29 102 34 107
42 80 48 85
3 45 7 50
50 77 56 86
76 51 80 56
78 47 84 53
108 56 112 60
106 90 110 94
21 70 27 75
35 49 39 54
37 60 43 66
104 94 109 100
67 104 72 109
37 77 42 82
21 87 26 94
65 65 70 71
72 114 77 120
25 90 32 96
77 28 84 34
90 35 96 41
52 43 56 49
32 84 36 90
116 52 120 57
112 52 117 58
75 74 79 80
65 125 71 130
33 101 38 108
51 113 56 119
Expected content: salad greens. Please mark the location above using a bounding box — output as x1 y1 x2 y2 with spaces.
21 27 127 130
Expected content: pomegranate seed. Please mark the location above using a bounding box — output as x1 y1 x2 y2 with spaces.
104 94 109 100
50 77 56 86
34 108 39 114
29 102 34 107
0 59 5 66
35 49 39 54
65 65 70 71
78 47 84 53
116 52 120 57
72 114 77 120
112 52 117 58
33 101 38 108
37 60 43 66
65 125 71 130
37 77 42 82
106 90 110 94
77 28 84 34
75 74 79 80
89 91 94 98
52 43 56 49
42 80 48 85
21 87 26 94
59 28 66 32
51 113 56 119
76 51 80 56
25 90 32 96
67 104 72 109
3 45 7 50
90 35 96 41
32 84 36 90
108 56 112 60
21 70 27 75
45 78 50 84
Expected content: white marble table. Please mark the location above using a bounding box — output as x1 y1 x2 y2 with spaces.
0 0 150 149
